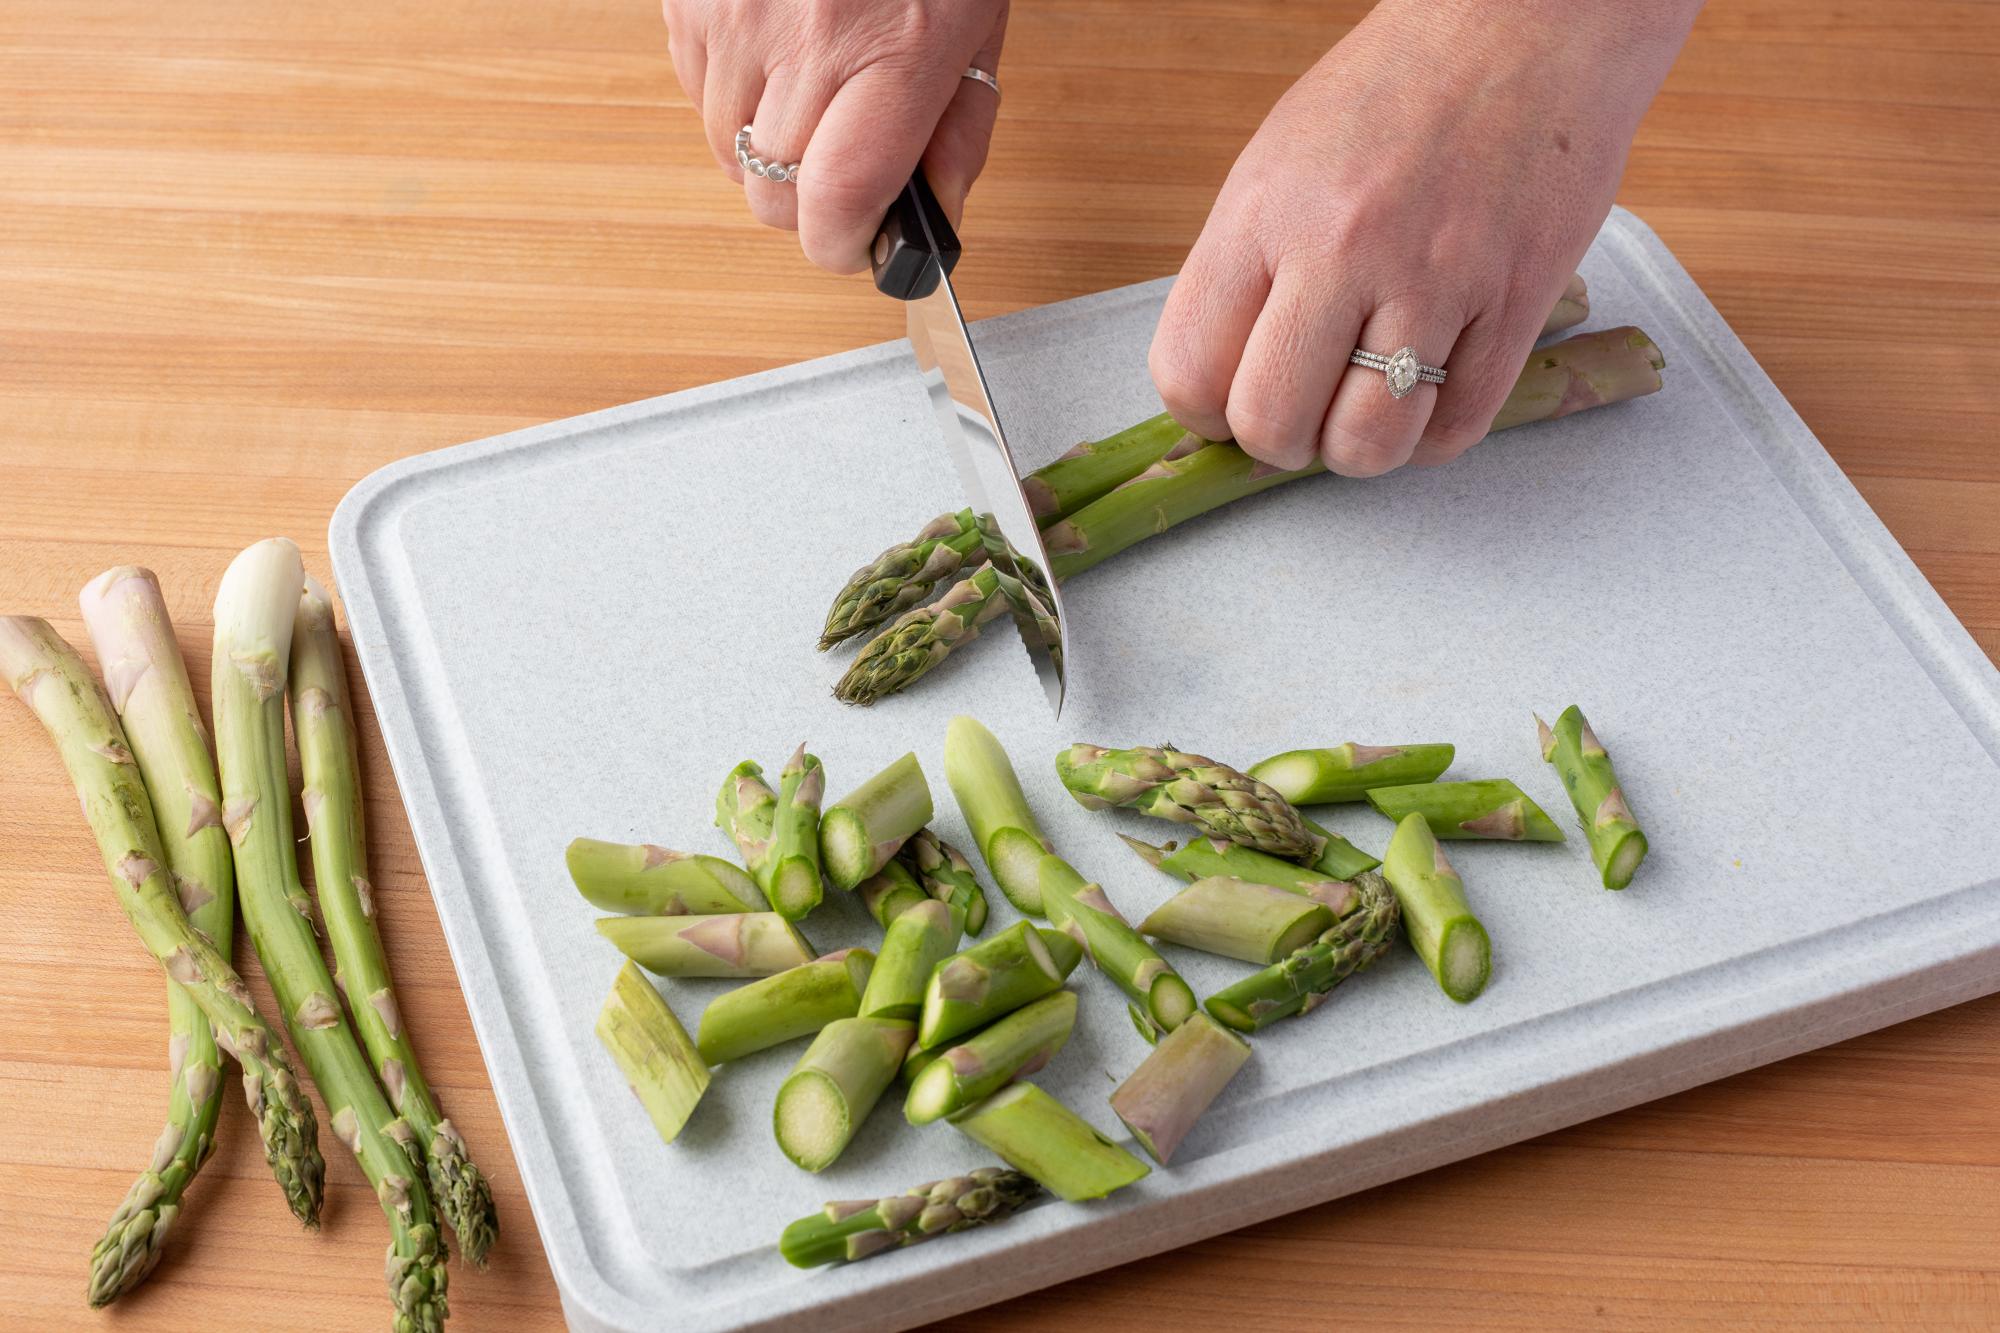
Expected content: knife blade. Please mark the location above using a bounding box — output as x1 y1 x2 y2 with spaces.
872 171 1069 714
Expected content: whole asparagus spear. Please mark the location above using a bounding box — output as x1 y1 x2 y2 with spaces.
779 1168 1043 1267
213 541 447 1330
0 615 325 1230
77 569 238 1304
1057 743 1317 859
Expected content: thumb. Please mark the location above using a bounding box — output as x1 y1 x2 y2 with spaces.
922 7 1008 226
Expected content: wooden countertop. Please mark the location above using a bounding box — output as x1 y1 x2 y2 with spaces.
3 1 1996 1327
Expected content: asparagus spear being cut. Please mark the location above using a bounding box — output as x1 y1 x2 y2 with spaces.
765 745 828 919
1057 744 1316 859
945 715 1053 914
819 752 933 891
214 542 447 1330
949 1083 1150 1202
715 760 778 881
1365 778 1565 842
773 1017 915 1171
833 565 1050 706
905 990 1077 1125
77 568 238 1304
820 508 990 651
1138 877 1333 965
566 838 763 915
1023 414 1202 521
1109 1013 1252 1165
858 900 961 1021
1539 706 1649 889
1205 872 1402 1032
0 615 325 1231
696 949 875 1065
597 961 709 1144
596 914 814 978
1122 833 1366 910
1249 743 1456 805
898 828 990 936
779 1168 1043 1267
1382 813 1490 1003
858 859 932 929
918 921 1078 1050
1039 855 1197 1038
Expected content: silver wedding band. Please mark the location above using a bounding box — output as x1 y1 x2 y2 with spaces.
962 66 1001 98
735 126 799 184
1350 346 1446 399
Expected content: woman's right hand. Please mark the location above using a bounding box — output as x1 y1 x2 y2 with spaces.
665 0 1010 273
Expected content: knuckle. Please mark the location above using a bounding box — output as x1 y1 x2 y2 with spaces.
1225 400 1314 460
1319 418 1412 478
1147 340 1227 426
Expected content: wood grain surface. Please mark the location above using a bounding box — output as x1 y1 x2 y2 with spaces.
3 1 1996 1328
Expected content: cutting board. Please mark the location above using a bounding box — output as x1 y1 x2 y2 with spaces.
327 208 2000 1332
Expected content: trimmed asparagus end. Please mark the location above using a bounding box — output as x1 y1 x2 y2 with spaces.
597 962 709 1143
904 1062 958 1126
987 827 1048 915
1602 829 1649 891
1438 918 1493 1004
773 1073 851 1172
1244 750 1318 804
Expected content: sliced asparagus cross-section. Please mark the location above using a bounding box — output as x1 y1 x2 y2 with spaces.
945 715 1053 915
1248 743 1455 805
1204 873 1402 1032
858 900 961 1021
820 751 933 891
765 745 828 918
566 838 763 915
1056 743 1316 859
1539 706 1649 889
918 921 1073 1050
949 1083 1150 1202
905 990 1077 1126
697 949 875 1065
1382 814 1490 1002
596 913 815 978
1365 778 1565 842
1039 856 1197 1037
779 1168 1043 1267
1138 876 1333 964
598 961 710 1144
1110 1013 1252 1164
774 1017 914 1171
858 859 932 929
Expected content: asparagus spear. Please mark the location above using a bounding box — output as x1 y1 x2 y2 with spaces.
1109 1013 1252 1164
1023 414 1203 520
214 542 448 1330
715 760 777 880
858 859 932 929
1382 813 1490 1003
773 1017 915 1171
566 838 763 914
949 1083 1150 1202
944 715 1053 914
596 913 815 978
1249 743 1456 805
1539 706 1649 889
1138 877 1333 965
905 991 1077 1125
765 745 828 918
1121 833 1364 910
1204 873 1402 1032
779 1168 1043 1267
1365 778 1565 842
1057 744 1316 859
819 751 933 890
0 615 325 1229
1039 855 1197 1037
898 828 990 936
858 901 961 1021
900 932 1082 1083
918 921 1074 1050
78 568 237 1304
696 949 875 1065
833 565 1045 706
1497 326 1665 431
820 509 990 650
597 961 708 1143
1298 815 1384 880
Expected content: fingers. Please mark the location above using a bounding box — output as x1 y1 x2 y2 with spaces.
1222 267 1365 471
664 2 706 118
1409 301 1550 467
1317 303 1463 477
799 63 968 273
744 66 838 231
1148 227 1271 443
923 6 1008 225
701 52 765 182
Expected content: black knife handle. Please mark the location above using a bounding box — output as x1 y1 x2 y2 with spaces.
871 169 961 301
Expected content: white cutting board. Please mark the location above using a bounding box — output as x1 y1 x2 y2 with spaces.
329 209 2000 1332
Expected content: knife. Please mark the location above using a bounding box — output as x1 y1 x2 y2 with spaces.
871 170 1069 715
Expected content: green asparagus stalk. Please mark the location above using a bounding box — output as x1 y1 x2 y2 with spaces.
1121 833 1363 910
1298 816 1383 880
949 1083 1150 1202
779 1168 1043 1267
1109 1013 1252 1165
1366 778 1565 842
821 509 990 650
1543 273 1590 337
1057 744 1316 859
565 838 763 914
1382 813 1490 1003
1539 706 1649 889
597 961 709 1143
858 900 961 1021
765 745 828 918
1496 326 1665 431
0 615 326 1230
898 828 990 936
858 859 932 929
944 715 1053 914
212 542 446 1329
899 932 1078 1093
596 913 815 978
1138 877 1333 964
832 565 1044 706
918 921 1073 1050
1248 743 1456 805
773 1017 915 1171
78 568 237 1304
819 752 933 890
695 949 875 1065
715 760 777 880
1204 872 1401 1032
1038 856 1197 1037
905 991 1076 1125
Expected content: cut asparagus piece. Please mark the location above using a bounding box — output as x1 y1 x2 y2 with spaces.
1543 273 1590 337
213 541 446 1328
1039 856 1198 1036
1248 743 1456 805
1057 743 1316 858
819 752 933 891
898 928 1077 1072
0 615 326 1230
905 991 1077 1125
1138 877 1333 964
1539 706 1649 889
1122 833 1365 910
774 1017 915 1171
858 901 961 1021
596 914 815 978
1204 873 1402 1032
1365 778 1565 842
898 828 991 936
597 961 708 1143
918 922 1070 1050
1299 816 1385 880
780 1168 1043 1268
949 1083 1150 1202
715 760 777 880
1109 1013 1252 1165
766 745 828 918
566 838 763 915
858 859 931 929
820 508 990 650
696 949 875 1065
79 567 236 1305
1382 813 1490 1003
945 715 1053 914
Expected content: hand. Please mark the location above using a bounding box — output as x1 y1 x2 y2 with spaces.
1149 0 1701 475
664 0 1011 272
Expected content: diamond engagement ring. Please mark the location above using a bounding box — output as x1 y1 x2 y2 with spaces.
736 126 799 183
1349 346 1446 399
